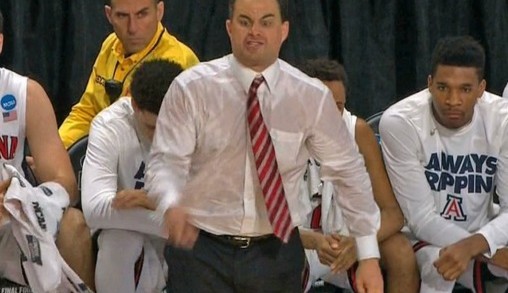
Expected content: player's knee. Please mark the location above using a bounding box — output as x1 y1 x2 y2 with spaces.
380 232 417 271
60 207 89 233
57 207 91 246
97 229 144 263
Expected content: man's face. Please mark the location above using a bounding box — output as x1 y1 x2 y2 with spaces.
226 0 289 72
134 108 158 142
428 65 486 129
323 80 346 114
105 0 163 55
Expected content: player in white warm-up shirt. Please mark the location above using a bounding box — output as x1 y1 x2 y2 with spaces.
0 9 94 289
381 36 508 293
298 59 419 293
81 59 183 293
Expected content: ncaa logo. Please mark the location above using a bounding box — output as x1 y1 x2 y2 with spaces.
1 94 17 111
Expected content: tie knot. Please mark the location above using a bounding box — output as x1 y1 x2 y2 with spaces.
250 75 265 92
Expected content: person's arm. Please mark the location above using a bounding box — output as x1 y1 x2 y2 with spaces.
354 118 404 242
309 91 380 261
471 117 508 256
59 60 105 149
81 117 163 237
26 79 78 203
145 80 198 248
379 111 471 247
112 189 156 210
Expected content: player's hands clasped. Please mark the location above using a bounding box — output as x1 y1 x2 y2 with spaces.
112 189 156 210
316 233 356 273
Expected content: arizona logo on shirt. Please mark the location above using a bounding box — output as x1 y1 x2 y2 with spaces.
440 194 467 221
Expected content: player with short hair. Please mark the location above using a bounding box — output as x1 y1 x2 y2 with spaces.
81 59 183 292
380 36 508 292
298 59 419 293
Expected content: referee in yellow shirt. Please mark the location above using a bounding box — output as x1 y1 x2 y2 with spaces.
59 0 199 149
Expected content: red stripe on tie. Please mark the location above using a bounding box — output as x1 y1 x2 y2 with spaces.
247 75 293 242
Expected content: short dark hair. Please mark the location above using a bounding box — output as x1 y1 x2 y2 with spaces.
430 36 485 80
228 0 288 21
298 59 349 92
0 10 4 34
130 59 183 115
105 0 160 6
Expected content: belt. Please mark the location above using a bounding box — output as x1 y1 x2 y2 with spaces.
200 230 276 249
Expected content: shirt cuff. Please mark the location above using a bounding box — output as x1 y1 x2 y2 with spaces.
476 228 498 258
355 234 380 260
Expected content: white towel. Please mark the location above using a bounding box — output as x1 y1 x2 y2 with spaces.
2 164 91 292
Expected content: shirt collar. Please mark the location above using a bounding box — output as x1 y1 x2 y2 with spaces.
229 55 280 95
112 22 165 63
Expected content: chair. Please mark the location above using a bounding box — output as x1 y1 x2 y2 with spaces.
67 135 89 209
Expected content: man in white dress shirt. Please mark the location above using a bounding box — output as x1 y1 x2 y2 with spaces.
146 0 383 292
82 59 183 292
380 36 508 292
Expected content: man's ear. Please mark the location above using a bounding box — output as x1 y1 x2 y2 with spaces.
0 34 4 55
226 19 232 39
131 98 140 112
156 1 164 21
104 5 113 24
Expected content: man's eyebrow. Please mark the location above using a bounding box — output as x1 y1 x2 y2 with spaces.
237 13 276 21
115 6 150 15
135 7 150 14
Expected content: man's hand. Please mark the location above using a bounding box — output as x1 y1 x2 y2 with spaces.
164 207 199 249
0 178 12 225
315 233 341 266
328 234 356 273
356 258 383 293
490 247 508 270
434 245 471 281
25 156 36 173
434 234 488 281
112 189 156 210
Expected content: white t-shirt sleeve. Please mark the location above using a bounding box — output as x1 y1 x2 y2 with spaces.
478 115 508 256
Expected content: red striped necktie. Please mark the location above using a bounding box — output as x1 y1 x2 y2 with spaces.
247 75 293 243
